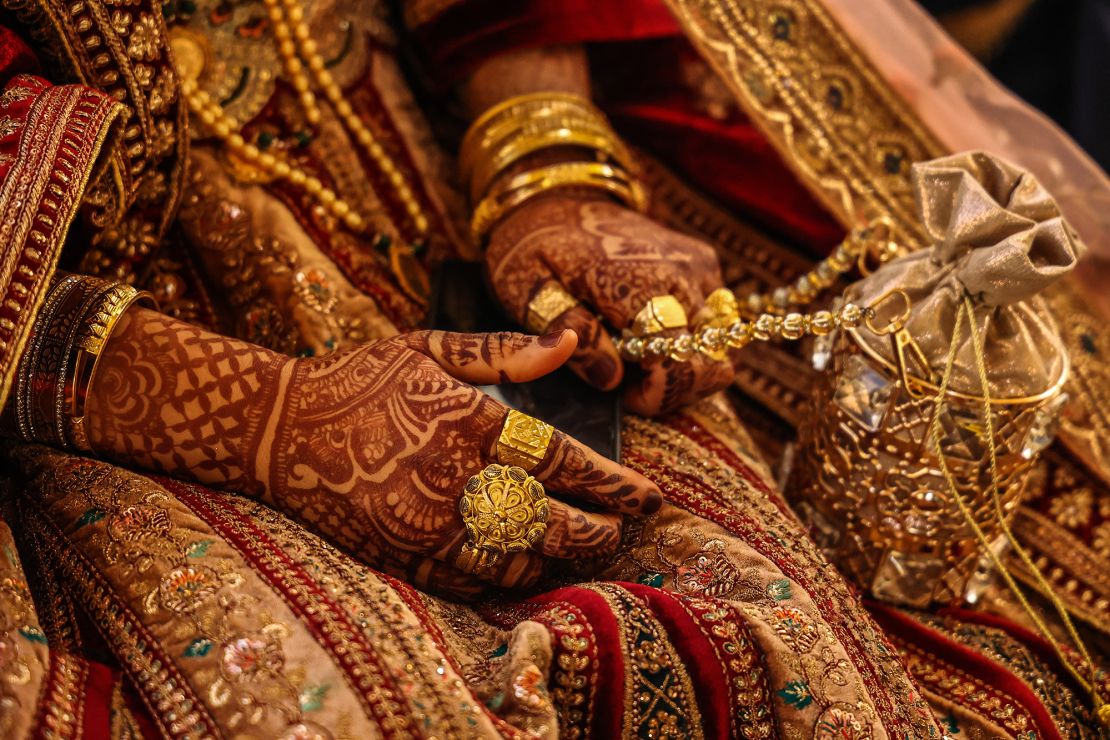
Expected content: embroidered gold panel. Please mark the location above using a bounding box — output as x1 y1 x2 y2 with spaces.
661 0 946 248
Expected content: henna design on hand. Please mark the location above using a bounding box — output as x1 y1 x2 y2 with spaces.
486 195 733 414
86 311 662 593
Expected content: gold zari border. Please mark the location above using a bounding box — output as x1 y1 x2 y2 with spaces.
661 0 946 247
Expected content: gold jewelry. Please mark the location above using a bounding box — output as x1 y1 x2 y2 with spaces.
470 161 645 239
459 464 549 554
179 0 429 238
460 92 608 176
454 546 502 574
704 288 740 327
525 281 579 334
609 217 902 363
616 302 867 362
496 410 555 472
630 295 688 336
66 283 155 452
467 114 635 203
462 92 646 242
14 274 155 452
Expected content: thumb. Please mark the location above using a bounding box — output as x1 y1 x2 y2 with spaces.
398 329 577 384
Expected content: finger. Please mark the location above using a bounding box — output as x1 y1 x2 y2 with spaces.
540 498 623 559
524 426 663 516
440 536 545 590
545 305 624 391
624 348 734 416
399 329 577 384
374 552 486 601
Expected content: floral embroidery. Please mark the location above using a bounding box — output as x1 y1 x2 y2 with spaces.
0 116 21 138
1092 522 1110 558
221 634 284 681
1048 487 1093 528
770 607 820 652
0 87 31 109
75 507 106 528
814 704 873 739
778 679 814 709
159 564 219 614
108 504 171 542
767 578 792 601
183 637 214 657
127 15 162 60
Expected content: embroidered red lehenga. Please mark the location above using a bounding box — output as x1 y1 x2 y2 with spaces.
0 0 1107 737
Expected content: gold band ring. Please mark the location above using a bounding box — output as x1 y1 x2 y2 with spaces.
459 464 549 554
496 409 555 472
631 295 688 336
526 281 579 335
454 546 502 574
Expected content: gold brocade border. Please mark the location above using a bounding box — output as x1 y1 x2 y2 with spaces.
3 0 188 281
0 86 124 413
661 0 946 247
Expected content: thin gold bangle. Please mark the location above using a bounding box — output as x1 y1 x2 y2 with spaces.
65 284 156 452
470 128 636 203
460 92 605 171
470 162 645 239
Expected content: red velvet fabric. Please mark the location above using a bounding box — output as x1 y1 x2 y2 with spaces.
868 601 1066 740
0 25 40 80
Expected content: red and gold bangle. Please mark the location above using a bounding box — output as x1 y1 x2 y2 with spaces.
13 273 154 453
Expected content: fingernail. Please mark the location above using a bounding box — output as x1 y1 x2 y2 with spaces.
585 355 617 387
642 490 663 515
539 330 566 347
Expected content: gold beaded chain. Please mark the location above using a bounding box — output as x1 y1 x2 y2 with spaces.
614 302 868 362
613 218 897 362
741 217 899 317
178 0 428 238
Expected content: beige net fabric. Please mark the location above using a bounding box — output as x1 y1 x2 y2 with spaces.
821 0 1110 259
847 152 1080 398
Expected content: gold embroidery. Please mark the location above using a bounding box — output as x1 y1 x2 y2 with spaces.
584 583 705 739
661 0 946 247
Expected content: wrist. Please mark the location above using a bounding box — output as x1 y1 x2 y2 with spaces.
84 307 289 490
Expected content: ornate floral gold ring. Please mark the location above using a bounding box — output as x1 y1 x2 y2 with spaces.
526 281 579 334
459 464 549 554
631 295 688 336
496 409 555 472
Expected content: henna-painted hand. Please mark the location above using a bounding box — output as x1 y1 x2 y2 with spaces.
486 194 734 416
86 309 662 596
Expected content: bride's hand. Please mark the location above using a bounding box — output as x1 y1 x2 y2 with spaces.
86 309 661 594
486 193 735 416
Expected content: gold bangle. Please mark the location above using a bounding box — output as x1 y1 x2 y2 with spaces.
460 92 606 174
470 161 646 239
13 274 155 453
65 283 155 452
469 126 635 203
15 275 97 448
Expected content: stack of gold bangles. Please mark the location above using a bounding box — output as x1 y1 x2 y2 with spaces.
13 273 154 452
460 92 647 241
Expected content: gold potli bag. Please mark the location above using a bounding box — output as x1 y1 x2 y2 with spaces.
790 151 1108 723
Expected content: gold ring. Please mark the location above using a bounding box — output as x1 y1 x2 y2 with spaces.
526 281 579 334
454 546 502 574
497 409 554 472
703 288 740 327
631 295 687 336
459 464 549 554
